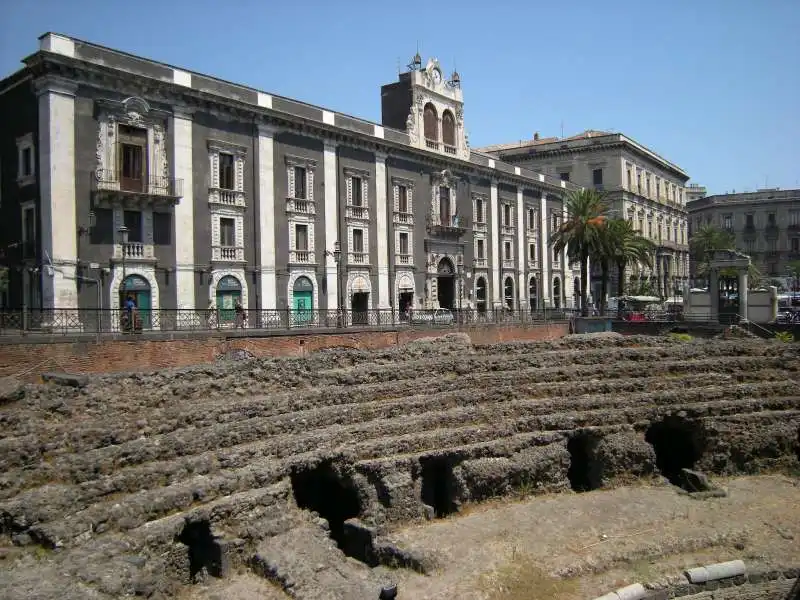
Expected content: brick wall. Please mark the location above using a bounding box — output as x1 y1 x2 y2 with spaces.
0 323 568 381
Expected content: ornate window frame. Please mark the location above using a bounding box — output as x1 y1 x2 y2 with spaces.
16 133 35 187
208 139 247 208
392 176 415 225
431 169 457 221
286 154 317 201
345 167 370 222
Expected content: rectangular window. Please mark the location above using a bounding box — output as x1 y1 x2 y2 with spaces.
153 212 172 246
627 169 632 189
673 226 678 243
219 153 235 190
439 186 450 221
723 214 732 230
118 124 146 191
399 231 409 255
646 176 651 196
745 239 755 252
790 210 800 226
90 208 114 245
792 238 800 253
592 168 603 186
656 179 661 198
398 185 408 212
353 228 364 252
21 147 33 177
504 241 512 260
767 212 776 226
123 210 143 243
745 214 754 228
121 144 143 180
551 212 559 232
23 207 35 245
475 197 484 222
559 172 570 182
527 208 537 230
503 204 511 226
636 171 641 191
352 177 363 207
295 224 308 251
529 242 537 262
648 220 653 238
220 217 236 247
477 238 485 259
294 166 307 199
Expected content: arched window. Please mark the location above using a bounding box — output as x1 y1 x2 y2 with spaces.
442 110 456 147
504 276 514 310
216 275 243 324
529 277 538 311
423 103 438 142
553 277 562 309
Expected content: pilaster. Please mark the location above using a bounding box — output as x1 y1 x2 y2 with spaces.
516 187 525 309
172 108 195 309
323 140 339 309
258 124 277 309
374 151 390 308
539 192 550 306
36 76 78 309
490 179 501 307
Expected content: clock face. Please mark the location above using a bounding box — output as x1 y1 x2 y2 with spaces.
431 68 442 85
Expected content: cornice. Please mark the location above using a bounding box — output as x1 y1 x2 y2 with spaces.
34 55 567 198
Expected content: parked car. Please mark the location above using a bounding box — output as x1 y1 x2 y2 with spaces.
410 308 455 325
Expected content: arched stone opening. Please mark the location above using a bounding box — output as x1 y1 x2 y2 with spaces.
552 277 561 309
504 276 514 310
120 274 152 330
567 433 602 492
475 276 487 314
441 110 456 146
423 103 438 142
529 276 538 312
215 275 242 325
436 257 455 309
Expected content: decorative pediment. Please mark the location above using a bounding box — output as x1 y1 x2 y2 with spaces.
285 154 317 169
208 139 248 156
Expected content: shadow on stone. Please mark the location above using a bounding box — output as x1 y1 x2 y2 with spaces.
645 416 706 489
177 520 222 581
567 433 601 492
290 461 361 554
420 457 459 518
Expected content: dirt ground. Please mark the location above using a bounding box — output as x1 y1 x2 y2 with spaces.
179 475 799 599
375 474 800 600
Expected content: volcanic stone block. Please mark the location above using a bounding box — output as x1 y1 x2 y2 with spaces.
454 457 514 502
511 443 571 492
593 431 657 484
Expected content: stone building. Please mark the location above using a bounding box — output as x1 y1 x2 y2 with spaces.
687 188 800 279
478 130 691 301
0 33 581 324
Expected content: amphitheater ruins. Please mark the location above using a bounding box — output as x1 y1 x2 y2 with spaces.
0 332 798 599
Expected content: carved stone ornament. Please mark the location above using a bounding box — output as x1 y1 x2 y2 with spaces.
406 113 418 144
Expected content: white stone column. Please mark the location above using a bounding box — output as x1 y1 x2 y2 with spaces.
516 187 526 310
374 151 390 309
173 108 195 309
323 140 339 309
257 124 277 309
562 202 571 307
36 76 78 309
539 192 550 306
490 179 501 307
738 271 748 322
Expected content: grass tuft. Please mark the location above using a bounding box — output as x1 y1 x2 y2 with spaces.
480 551 579 600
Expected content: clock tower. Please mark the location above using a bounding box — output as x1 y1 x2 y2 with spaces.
380 54 469 160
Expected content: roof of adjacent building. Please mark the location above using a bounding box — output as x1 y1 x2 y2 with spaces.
476 129 689 180
686 188 800 211
0 32 582 194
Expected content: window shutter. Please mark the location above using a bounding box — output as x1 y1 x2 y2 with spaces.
346 177 353 205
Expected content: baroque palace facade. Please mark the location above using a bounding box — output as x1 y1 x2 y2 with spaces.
0 33 582 319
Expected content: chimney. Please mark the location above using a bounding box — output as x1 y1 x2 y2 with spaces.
533 132 540 141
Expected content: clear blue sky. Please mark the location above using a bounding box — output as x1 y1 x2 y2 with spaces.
2 0 798 195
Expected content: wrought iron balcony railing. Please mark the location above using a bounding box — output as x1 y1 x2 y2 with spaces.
92 169 183 199
427 213 469 235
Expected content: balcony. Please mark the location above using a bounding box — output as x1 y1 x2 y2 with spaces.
788 223 800 231
765 224 780 237
92 169 183 207
425 139 439 151
289 250 315 264
743 224 756 235
114 242 155 262
346 205 369 221
209 188 246 208
502 259 515 270
426 213 468 236
473 220 488 233
395 253 412 266
393 211 414 225
285 198 315 215
473 257 488 268
443 144 456 155
501 224 516 235
212 246 244 262
349 252 369 265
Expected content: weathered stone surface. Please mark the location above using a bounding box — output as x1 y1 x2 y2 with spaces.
0 334 797 599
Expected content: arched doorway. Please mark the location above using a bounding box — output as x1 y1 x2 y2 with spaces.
475 277 487 314
349 274 370 325
120 274 151 330
504 276 514 310
293 276 314 325
553 277 562 309
216 275 242 325
529 277 538 312
437 258 455 309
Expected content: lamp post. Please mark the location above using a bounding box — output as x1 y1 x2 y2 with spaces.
117 225 129 283
325 241 344 327
456 261 463 324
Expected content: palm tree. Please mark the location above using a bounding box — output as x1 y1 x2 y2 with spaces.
550 189 608 316
689 224 735 282
596 219 655 312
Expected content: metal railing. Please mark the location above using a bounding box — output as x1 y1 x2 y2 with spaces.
0 307 581 337
92 169 183 198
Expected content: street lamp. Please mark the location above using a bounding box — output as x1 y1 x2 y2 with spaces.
324 241 344 327
117 225 129 300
